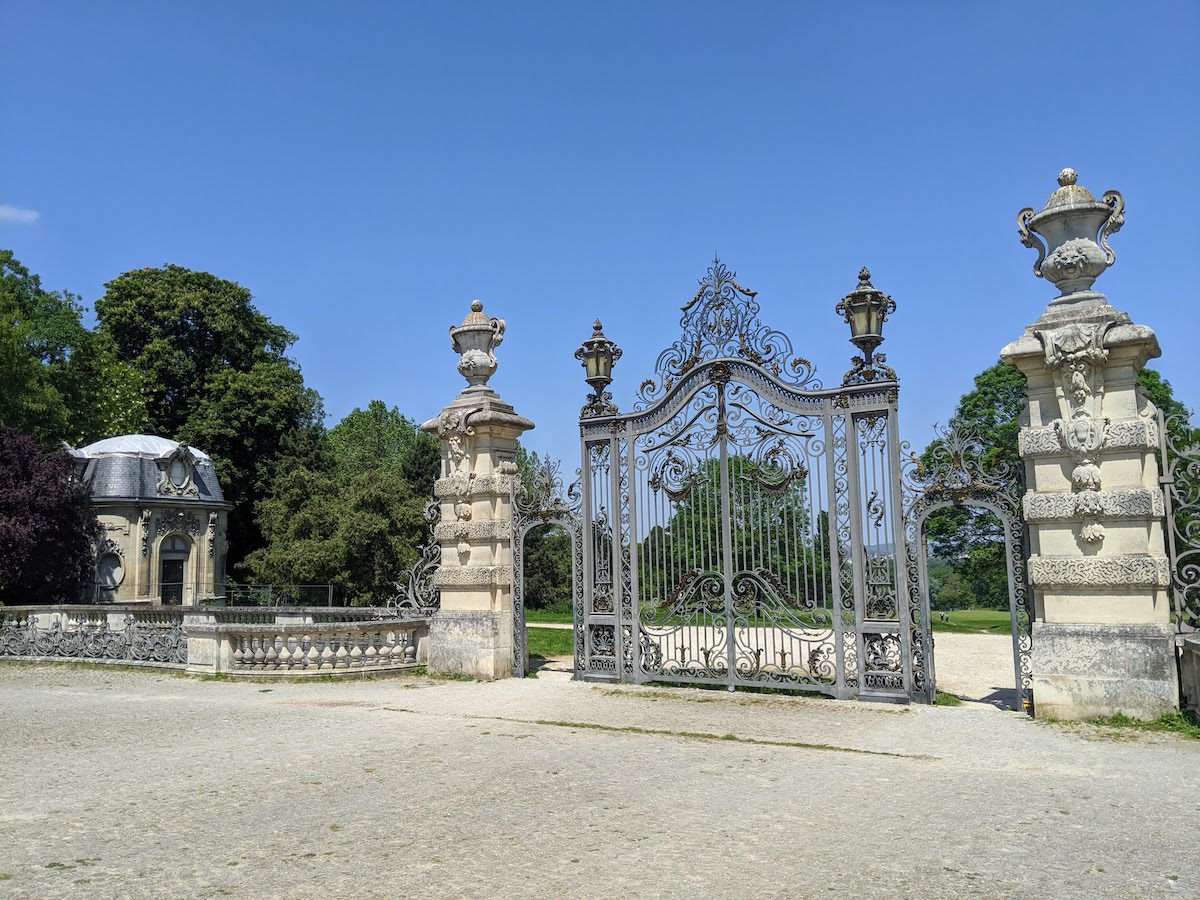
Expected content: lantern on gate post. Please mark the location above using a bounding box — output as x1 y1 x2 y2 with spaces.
836 267 897 384
575 319 622 417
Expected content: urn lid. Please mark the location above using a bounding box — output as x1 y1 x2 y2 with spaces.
1030 168 1109 223
459 299 491 327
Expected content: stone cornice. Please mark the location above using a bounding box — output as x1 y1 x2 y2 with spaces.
1018 418 1159 458
1023 487 1164 523
1028 554 1170 588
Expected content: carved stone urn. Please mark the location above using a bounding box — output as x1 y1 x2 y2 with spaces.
449 299 506 392
1017 168 1125 304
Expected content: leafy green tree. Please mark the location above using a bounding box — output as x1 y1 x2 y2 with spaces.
242 401 439 605
638 454 830 612
0 426 100 604
94 264 322 567
513 443 575 613
0 250 146 444
95 265 296 437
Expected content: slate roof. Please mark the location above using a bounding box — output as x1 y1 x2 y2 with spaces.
74 436 226 504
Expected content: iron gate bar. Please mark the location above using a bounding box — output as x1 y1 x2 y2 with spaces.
575 259 932 701
581 365 911 697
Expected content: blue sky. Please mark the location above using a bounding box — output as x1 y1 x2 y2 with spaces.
3 2 1197 469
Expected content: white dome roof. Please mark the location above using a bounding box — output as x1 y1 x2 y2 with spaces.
78 434 211 461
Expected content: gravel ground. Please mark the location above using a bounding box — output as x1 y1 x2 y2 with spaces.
1 634 1197 899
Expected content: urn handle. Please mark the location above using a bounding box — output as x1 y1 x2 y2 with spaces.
1017 207 1046 279
1098 190 1125 266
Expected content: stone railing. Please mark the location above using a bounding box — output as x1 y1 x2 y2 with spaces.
187 619 424 676
0 606 430 677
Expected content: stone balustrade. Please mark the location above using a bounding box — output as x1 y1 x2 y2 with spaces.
0 605 429 677
215 622 421 674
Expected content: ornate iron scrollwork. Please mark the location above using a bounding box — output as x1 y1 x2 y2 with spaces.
635 257 819 409
387 500 442 615
1161 410 1200 633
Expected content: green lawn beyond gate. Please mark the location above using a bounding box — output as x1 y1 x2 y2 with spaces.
523 609 1012 659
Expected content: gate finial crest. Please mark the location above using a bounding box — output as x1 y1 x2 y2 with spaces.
636 257 818 408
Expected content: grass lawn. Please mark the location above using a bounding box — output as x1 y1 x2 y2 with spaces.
529 608 1013 635
931 609 1012 634
526 626 574 657
525 609 574 625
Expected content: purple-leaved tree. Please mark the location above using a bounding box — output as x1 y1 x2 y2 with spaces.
0 426 99 605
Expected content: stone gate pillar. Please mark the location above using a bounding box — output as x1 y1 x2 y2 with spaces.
421 300 533 679
1001 169 1176 720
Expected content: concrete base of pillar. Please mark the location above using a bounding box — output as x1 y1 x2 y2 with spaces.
1031 622 1178 721
427 610 512 680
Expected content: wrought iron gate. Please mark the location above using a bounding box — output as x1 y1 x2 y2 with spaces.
511 454 583 678
1159 408 1199 635
901 421 1033 711
576 261 925 701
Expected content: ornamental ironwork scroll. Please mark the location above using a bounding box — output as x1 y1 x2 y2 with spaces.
578 258 918 701
901 419 1033 711
387 499 442 616
511 453 583 678
635 257 819 409
1160 410 1200 634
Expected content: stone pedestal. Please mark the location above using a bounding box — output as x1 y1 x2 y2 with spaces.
420 301 533 680
1002 170 1178 720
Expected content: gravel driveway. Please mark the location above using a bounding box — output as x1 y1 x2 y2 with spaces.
1 634 1196 899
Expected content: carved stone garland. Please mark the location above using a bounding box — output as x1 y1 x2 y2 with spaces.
1035 318 1115 544
433 407 478 561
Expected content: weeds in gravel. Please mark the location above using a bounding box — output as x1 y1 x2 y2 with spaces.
935 692 964 706
1088 711 1200 740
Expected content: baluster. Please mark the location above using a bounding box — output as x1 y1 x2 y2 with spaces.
304 634 318 669
334 633 349 668
402 630 417 662
265 635 280 669
252 636 266 669
280 635 295 670
363 632 378 667
232 635 246 668
319 636 335 669
349 633 363 668
380 632 396 666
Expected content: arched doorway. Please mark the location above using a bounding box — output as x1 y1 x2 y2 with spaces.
159 534 191 605
902 421 1032 712
510 455 582 678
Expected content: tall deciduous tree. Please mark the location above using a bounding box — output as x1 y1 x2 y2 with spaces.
242 401 439 605
0 250 146 445
0 426 100 604
94 265 322 567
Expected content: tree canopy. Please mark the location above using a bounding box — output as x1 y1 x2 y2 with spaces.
0 426 100 604
242 401 440 605
94 264 324 567
0 250 146 445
